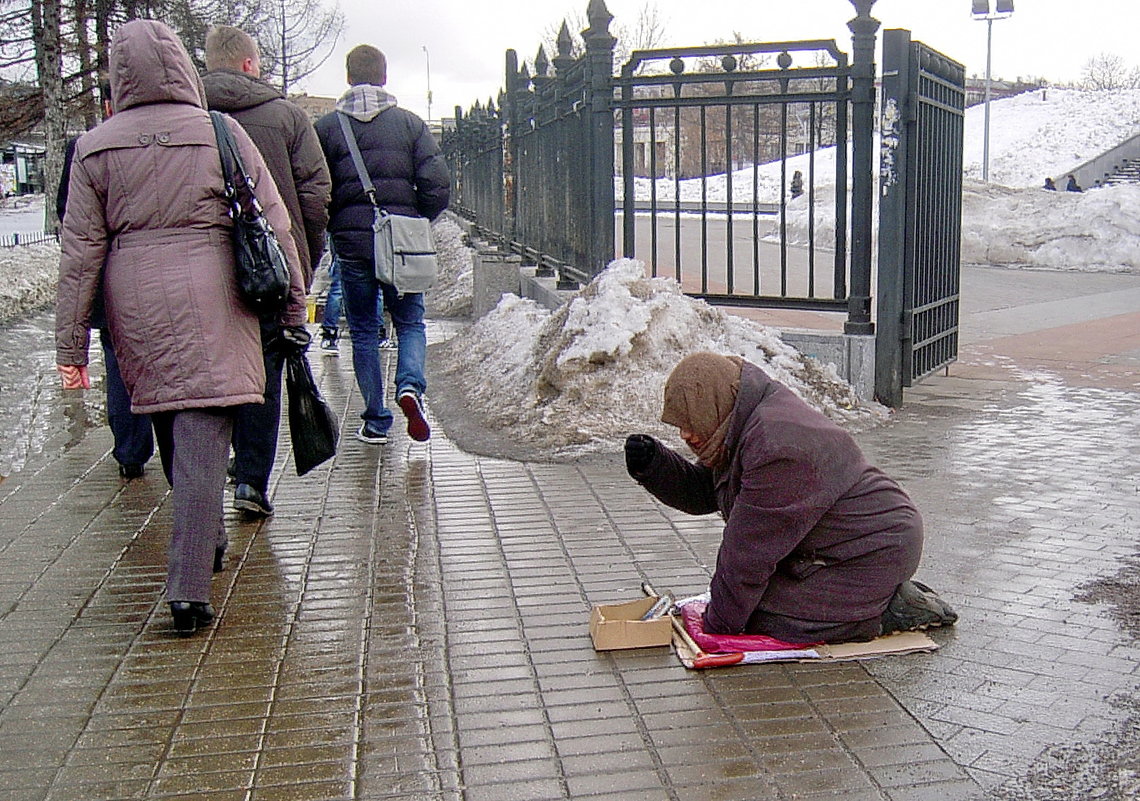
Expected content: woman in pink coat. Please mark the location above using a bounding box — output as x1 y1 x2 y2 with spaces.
55 19 306 635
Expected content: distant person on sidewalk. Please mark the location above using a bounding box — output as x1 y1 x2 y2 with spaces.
789 170 804 199
317 250 392 356
203 25 331 518
1043 176 1057 191
55 19 307 635
1065 174 1082 192
57 81 154 480
315 44 449 445
624 352 957 644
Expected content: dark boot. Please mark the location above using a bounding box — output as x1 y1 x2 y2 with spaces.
881 580 958 635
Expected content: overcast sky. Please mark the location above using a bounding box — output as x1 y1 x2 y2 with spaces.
296 0 1140 121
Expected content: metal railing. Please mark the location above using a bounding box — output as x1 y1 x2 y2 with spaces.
442 0 880 332
0 230 58 248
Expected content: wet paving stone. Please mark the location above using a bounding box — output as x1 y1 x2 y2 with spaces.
1 303 1137 799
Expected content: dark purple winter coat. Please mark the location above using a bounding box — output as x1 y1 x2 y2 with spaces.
630 361 923 643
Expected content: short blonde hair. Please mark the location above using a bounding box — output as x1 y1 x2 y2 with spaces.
205 25 258 72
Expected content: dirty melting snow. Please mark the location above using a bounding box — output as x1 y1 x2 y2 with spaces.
436 259 885 459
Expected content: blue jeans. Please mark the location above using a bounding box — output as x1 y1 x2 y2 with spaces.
321 257 343 333
322 256 386 337
100 328 153 467
339 255 427 433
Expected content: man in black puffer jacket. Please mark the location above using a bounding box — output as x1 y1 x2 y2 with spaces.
315 44 449 446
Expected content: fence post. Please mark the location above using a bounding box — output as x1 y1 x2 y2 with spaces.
503 49 520 246
875 28 911 407
583 0 616 279
845 0 879 335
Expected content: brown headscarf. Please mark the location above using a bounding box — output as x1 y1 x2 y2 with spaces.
661 352 743 469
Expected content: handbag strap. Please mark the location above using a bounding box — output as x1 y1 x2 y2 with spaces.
209 110 265 215
209 111 237 205
336 112 382 213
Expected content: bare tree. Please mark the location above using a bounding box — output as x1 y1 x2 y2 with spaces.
31 0 65 231
256 0 343 94
1081 53 1140 91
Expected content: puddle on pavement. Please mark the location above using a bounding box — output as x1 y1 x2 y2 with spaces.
0 307 106 479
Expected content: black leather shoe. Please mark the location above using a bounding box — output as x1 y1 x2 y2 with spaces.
169 601 216 635
119 463 144 480
234 483 273 517
213 546 226 573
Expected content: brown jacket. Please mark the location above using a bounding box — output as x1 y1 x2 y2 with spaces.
202 69 330 289
631 361 924 642
55 19 306 414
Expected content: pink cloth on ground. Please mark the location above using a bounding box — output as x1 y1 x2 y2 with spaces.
681 602 820 653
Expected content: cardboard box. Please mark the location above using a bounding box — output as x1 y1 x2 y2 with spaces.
589 597 674 651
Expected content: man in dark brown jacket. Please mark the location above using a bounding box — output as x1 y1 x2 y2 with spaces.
625 352 957 644
203 25 332 518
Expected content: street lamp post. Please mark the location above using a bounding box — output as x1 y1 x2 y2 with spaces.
423 46 433 122
971 0 1014 183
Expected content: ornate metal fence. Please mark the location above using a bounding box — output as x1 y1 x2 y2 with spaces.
443 3 616 287
441 0 881 333
442 102 505 235
614 40 852 313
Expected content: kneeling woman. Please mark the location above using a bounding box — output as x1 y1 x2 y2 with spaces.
625 352 955 643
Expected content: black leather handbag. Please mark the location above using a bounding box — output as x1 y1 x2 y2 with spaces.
209 111 290 315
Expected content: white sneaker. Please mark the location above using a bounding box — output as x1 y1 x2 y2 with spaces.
355 424 388 444
319 336 339 356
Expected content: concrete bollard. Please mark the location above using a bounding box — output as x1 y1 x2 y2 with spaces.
472 248 523 318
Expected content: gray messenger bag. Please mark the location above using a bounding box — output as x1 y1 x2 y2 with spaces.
337 113 438 294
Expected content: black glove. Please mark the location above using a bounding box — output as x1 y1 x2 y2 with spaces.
624 434 657 475
275 325 312 352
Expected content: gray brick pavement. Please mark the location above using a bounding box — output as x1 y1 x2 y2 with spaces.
0 339 1136 800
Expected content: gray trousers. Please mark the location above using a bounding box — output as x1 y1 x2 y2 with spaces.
152 408 233 604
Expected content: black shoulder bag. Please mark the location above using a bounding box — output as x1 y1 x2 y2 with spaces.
209 111 291 315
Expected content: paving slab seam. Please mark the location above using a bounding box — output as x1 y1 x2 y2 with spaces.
420 443 574 800
524 460 693 801
375 435 462 799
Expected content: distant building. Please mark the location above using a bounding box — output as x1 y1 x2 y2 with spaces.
2 136 46 196
964 78 1043 108
287 93 336 123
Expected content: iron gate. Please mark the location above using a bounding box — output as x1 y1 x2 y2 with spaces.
876 29 965 407
615 41 854 314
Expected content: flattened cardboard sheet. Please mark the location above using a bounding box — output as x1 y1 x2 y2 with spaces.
672 627 938 669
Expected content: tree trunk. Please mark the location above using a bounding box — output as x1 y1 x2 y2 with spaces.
74 0 98 129
33 0 66 232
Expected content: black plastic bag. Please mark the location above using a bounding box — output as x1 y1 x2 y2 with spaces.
284 349 338 475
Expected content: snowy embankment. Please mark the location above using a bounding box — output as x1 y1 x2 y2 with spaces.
435 259 884 460
0 240 58 326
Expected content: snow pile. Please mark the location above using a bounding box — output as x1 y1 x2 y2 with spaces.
435 259 885 459
961 181 1140 272
426 214 473 318
0 240 60 325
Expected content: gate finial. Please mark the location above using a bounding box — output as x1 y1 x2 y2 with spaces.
586 0 612 29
